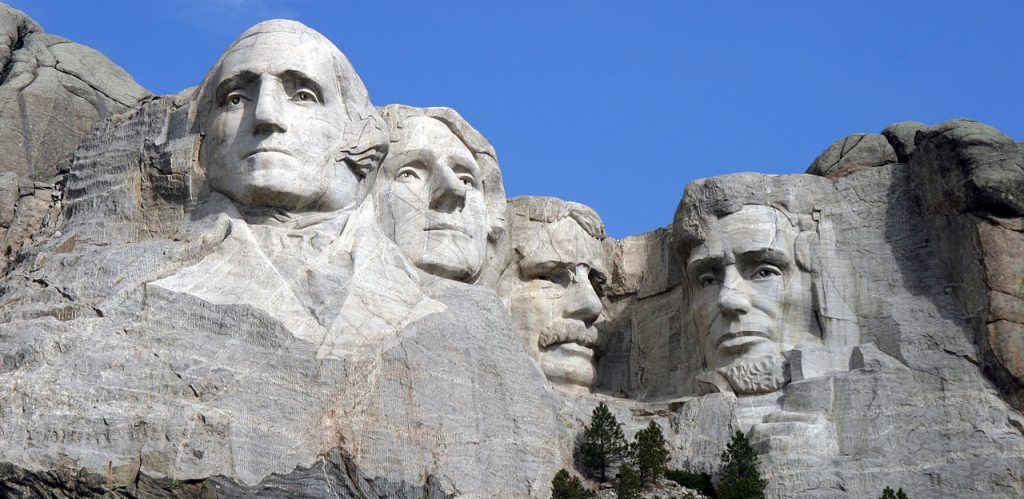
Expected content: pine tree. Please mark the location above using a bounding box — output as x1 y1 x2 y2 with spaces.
614 462 642 499
579 402 628 482
879 486 909 499
630 420 670 485
550 469 596 499
717 430 768 499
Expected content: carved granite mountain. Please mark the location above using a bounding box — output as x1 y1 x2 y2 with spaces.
0 7 1022 499
0 4 149 262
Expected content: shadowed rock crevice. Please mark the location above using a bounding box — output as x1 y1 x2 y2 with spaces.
0 448 452 499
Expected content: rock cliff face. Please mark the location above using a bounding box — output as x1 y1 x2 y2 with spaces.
0 7 1021 499
0 4 149 262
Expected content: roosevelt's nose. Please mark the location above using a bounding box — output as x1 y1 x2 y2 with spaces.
429 166 467 213
717 266 751 318
563 265 603 326
253 76 287 134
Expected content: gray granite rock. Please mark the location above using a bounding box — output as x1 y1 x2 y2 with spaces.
0 3 149 263
0 7 1022 499
881 120 928 163
806 133 897 178
911 119 1023 216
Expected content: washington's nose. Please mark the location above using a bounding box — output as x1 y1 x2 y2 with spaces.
429 167 467 212
253 77 287 134
563 266 603 326
717 267 751 317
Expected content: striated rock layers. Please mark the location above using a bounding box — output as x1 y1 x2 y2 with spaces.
0 7 1022 499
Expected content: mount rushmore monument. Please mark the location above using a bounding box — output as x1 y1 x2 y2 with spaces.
0 5 1021 498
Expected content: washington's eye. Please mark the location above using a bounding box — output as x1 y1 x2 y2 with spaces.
699 275 718 288
397 168 420 181
225 92 247 107
294 89 319 103
752 266 781 280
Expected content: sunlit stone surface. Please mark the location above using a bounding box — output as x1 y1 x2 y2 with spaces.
0 5 1022 498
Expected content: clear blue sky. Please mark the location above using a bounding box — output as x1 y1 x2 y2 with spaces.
8 1 1022 238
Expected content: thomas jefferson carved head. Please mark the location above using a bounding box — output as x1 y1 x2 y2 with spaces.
195 20 386 213
375 105 507 284
497 197 608 391
674 174 829 395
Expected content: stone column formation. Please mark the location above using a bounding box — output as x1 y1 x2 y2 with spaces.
0 6 1021 498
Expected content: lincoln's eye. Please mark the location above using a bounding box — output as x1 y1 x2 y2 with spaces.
230 95 241 105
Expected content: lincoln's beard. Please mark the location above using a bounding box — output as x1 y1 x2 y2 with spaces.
717 353 789 395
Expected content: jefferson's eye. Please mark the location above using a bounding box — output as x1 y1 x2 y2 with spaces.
752 266 781 280
294 89 319 103
458 175 476 188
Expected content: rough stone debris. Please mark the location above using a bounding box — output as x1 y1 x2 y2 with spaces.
0 6 1021 499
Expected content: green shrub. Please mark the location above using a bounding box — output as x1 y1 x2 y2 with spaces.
550 469 596 499
665 468 716 498
879 486 909 499
614 462 642 499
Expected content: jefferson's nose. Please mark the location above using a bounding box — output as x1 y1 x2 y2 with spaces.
563 266 603 326
253 76 287 134
716 266 752 317
429 166 467 212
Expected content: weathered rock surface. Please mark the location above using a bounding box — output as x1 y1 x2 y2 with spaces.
0 6 1022 499
806 133 897 178
881 120 928 163
0 3 149 262
604 121 1024 498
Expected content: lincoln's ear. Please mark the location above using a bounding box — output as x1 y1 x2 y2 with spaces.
794 231 819 273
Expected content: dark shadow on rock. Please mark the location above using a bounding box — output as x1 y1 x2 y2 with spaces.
0 448 452 499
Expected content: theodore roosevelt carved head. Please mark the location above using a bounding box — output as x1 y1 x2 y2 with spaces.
497 197 609 391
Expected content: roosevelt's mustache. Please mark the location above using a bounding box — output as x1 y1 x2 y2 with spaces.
538 320 599 350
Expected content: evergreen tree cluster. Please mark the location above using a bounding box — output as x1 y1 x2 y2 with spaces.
554 403 771 499
716 431 767 499
879 486 909 499
579 402 628 482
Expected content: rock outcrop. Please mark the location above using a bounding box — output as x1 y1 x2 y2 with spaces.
0 7 1022 499
0 4 149 261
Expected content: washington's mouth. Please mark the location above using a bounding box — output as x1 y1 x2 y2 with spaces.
425 222 471 236
716 330 770 351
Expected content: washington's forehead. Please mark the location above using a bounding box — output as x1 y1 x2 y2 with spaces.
217 32 339 80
